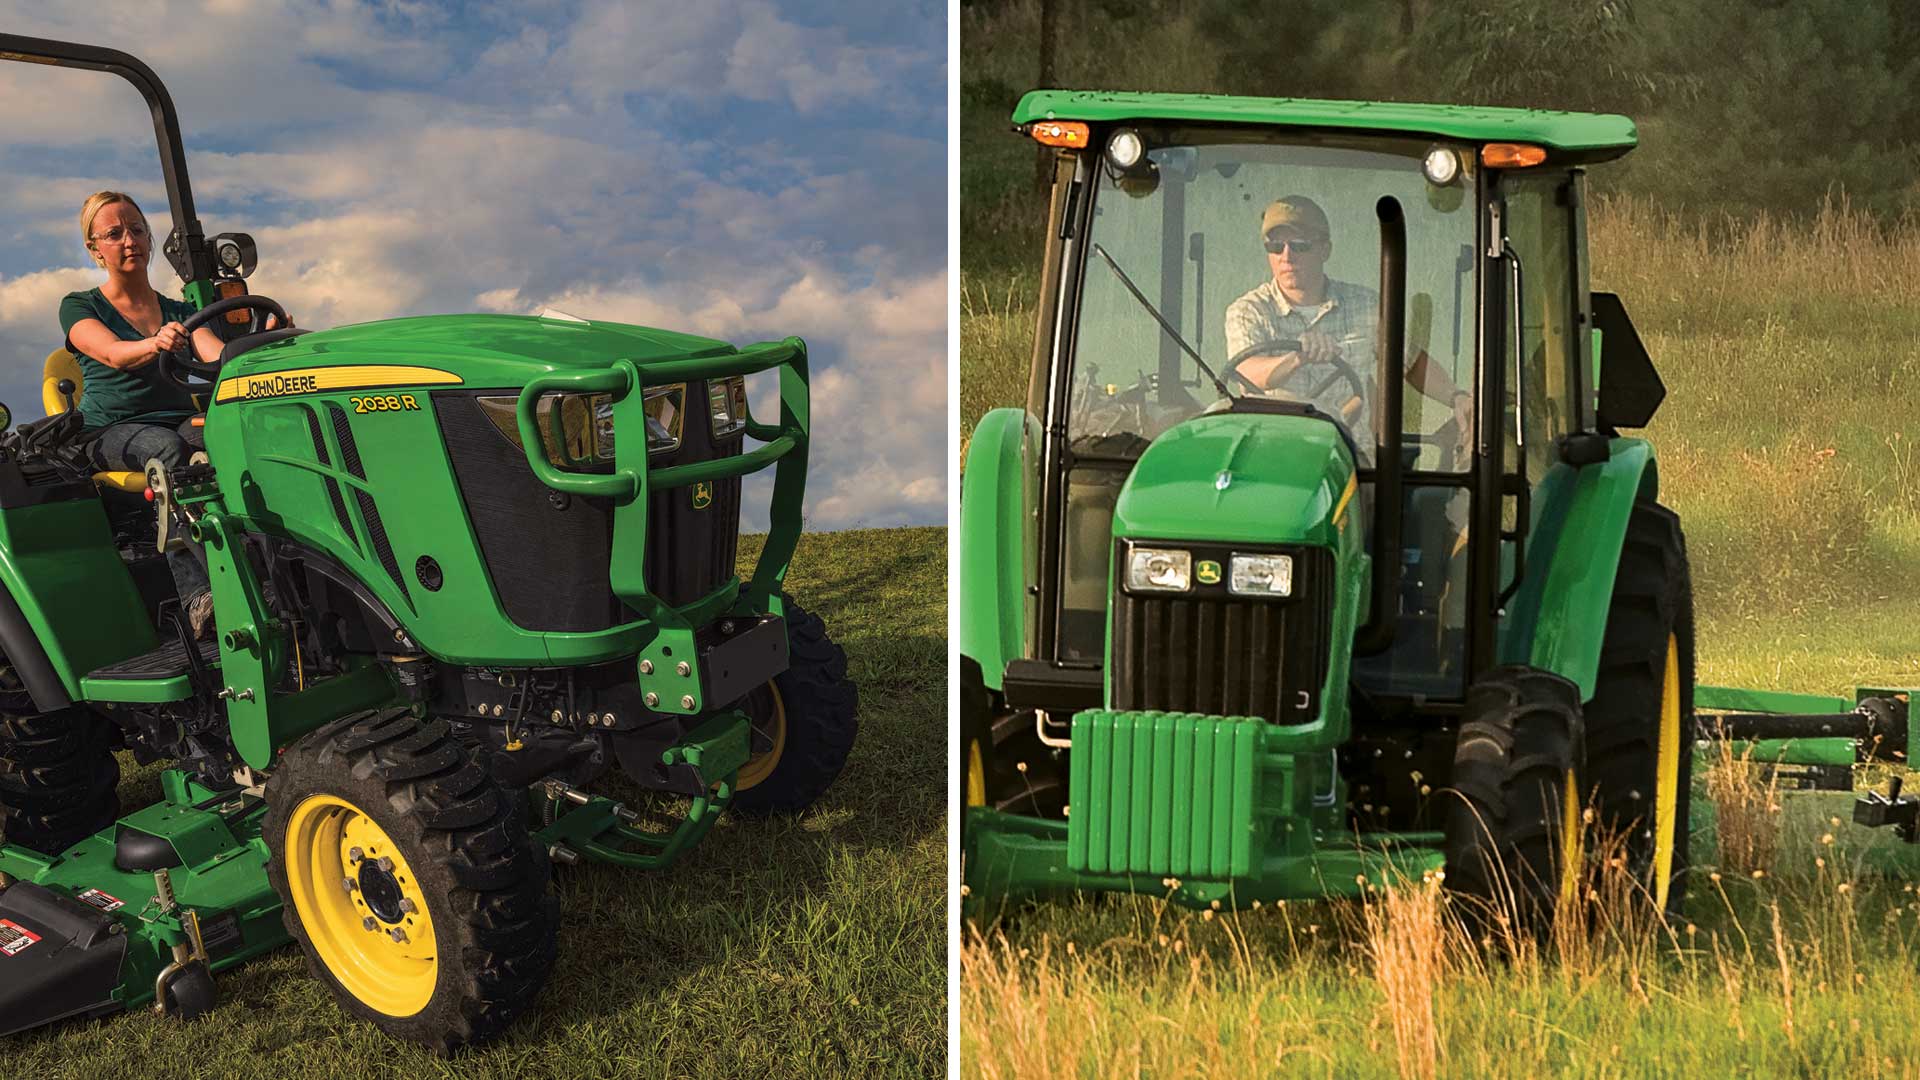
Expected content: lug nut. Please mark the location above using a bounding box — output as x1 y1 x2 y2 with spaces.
676 661 691 677
362 916 377 931
343 877 358 893
551 709 564 723
640 660 654 675
377 856 395 873
492 704 504 717
399 898 417 914
389 927 409 943
680 695 695 709
601 712 617 727
348 847 364 863
644 692 659 707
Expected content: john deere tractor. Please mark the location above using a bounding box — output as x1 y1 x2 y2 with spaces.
0 36 856 1051
960 91 1913 925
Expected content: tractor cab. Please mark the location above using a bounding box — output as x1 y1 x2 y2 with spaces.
985 95 1659 713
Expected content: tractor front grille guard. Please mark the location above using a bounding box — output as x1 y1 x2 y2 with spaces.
512 337 809 718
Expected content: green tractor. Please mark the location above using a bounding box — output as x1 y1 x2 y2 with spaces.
960 91 1914 925
0 35 856 1051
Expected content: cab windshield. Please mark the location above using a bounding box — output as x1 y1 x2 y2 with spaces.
1067 131 1478 470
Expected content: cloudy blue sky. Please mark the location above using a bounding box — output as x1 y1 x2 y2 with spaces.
0 0 947 530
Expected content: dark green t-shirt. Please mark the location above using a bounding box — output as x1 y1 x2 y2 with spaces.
57 288 198 430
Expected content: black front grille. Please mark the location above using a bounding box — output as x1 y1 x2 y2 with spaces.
1111 543 1335 725
433 384 742 632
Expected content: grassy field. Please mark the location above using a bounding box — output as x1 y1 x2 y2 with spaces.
8 526 946 1080
959 34 1920 1073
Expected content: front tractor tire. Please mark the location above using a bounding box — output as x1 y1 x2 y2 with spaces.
1444 665 1585 940
959 657 1065 823
0 705 120 856
728 595 858 816
264 710 557 1055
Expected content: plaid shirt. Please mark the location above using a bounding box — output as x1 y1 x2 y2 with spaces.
1224 276 1395 459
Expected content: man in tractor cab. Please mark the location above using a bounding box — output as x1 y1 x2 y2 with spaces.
1225 194 1473 465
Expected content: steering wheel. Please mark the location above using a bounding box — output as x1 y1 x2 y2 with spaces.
160 294 291 385
1228 338 1367 401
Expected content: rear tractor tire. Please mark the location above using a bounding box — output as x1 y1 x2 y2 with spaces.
1584 502 1694 920
1444 665 1585 941
729 595 859 816
0 699 120 857
264 709 557 1055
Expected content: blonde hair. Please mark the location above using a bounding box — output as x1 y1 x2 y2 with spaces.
79 191 147 264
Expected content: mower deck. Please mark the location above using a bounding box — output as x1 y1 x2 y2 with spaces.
0 771 288 1036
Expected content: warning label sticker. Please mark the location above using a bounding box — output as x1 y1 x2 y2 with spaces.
77 888 125 913
0 919 41 956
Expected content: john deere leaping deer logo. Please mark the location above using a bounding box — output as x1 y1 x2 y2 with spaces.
691 480 714 510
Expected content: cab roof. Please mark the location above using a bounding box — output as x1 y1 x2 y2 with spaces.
1013 90 1638 161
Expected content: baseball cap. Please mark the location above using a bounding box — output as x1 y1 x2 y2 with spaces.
1260 196 1331 241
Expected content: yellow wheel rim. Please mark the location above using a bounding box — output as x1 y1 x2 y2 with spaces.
1653 632 1682 910
283 794 438 1017
736 683 788 791
1559 767 1583 908
965 739 986 808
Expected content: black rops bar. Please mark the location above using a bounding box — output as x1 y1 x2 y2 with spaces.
1355 196 1406 656
0 34 215 286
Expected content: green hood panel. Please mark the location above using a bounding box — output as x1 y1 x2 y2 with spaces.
222 313 738 389
1112 413 1358 548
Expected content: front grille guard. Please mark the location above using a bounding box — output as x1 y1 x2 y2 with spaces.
513 337 808 715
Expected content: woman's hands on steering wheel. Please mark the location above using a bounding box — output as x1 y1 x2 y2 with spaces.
160 294 292 386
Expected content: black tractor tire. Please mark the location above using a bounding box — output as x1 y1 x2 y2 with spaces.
1584 501 1694 919
1444 665 1585 940
264 709 557 1055
729 595 859 816
0 708 120 856
960 657 1066 822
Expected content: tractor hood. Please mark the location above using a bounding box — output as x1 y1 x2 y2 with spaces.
218 313 739 393
1112 411 1359 549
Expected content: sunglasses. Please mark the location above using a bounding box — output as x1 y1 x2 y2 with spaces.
1264 236 1318 255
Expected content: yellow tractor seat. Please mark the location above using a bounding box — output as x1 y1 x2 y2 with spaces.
42 347 147 493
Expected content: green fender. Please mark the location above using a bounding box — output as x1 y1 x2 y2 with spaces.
959 407 1038 690
1498 437 1659 700
0 498 158 706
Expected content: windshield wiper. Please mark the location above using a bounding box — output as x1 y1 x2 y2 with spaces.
1091 242 1236 400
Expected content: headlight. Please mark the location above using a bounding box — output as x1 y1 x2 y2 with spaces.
477 382 685 469
640 384 684 455
1229 553 1293 598
1126 547 1191 593
708 375 748 440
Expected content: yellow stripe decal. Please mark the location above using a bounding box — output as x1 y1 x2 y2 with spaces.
215 365 464 404
1330 474 1358 528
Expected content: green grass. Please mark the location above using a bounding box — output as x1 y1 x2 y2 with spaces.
9 526 947 1080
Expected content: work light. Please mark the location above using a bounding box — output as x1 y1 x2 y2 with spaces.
1422 146 1460 186
1126 547 1192 593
